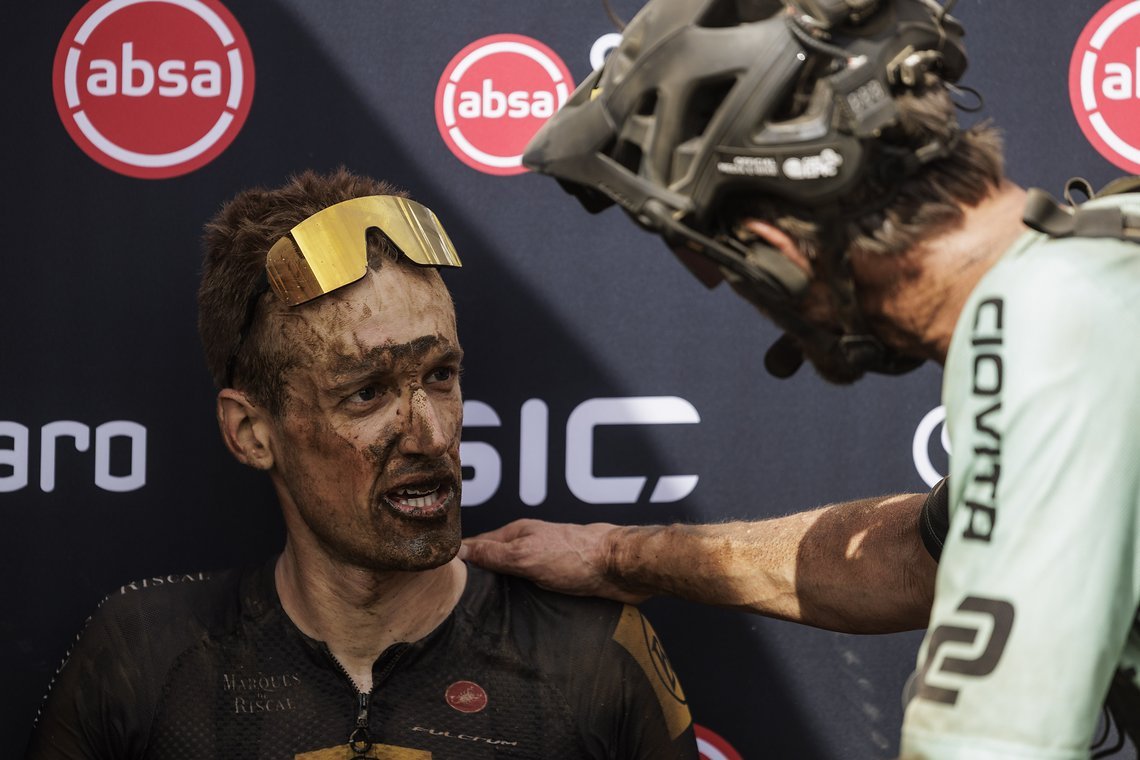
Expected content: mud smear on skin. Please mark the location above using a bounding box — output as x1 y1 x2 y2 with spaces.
365 406 462 569
357 339 463 568
271 292 377 378
329 334 446 379
274 290 463 563
269 308 327 400
277 376 461 571
270 266 457 404
323 334 462 519
280 316 459 461
362 359 462 495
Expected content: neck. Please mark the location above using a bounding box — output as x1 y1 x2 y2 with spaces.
274 542 467 693
855 180 1029 364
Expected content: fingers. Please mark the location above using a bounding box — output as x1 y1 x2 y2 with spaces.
460 520 648 604
461 520 570 583
464 518 547 544
457 536 502 567
459 519 547 570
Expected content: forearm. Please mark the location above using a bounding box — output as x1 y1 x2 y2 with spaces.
604 493 936 633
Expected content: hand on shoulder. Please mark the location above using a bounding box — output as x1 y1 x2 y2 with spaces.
460 519 648 604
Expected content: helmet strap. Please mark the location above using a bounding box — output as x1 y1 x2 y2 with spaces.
761 219 924 379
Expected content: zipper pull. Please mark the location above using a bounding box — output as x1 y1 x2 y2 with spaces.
349 692 372 758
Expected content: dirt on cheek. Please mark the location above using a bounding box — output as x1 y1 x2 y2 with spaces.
365 423 400 466
280 391 356 459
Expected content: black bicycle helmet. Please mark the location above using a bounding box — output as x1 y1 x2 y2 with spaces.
523 0 967 378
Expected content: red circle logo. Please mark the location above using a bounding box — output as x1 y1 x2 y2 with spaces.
52 0 255 180
1070 0 1140 173
435 34 573 176
444 680 488 713
695 724 743 760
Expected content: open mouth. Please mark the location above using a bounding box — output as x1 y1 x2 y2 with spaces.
381 481 453 519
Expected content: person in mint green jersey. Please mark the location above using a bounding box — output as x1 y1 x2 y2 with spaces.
461 0 1140 756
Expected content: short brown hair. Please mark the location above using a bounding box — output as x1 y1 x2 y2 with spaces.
198 167 420 414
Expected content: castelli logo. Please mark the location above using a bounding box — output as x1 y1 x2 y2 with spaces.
694 724 743 760
444 680 488 713
53 0 255 179
435 34 573 176
1070 0 1140 173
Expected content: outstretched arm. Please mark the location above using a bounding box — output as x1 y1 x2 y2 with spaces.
461 492 936 633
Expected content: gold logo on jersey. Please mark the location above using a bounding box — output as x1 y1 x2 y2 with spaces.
295 744 431 759
612 604 691 739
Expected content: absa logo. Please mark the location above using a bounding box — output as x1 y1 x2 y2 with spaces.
53 0 255 179
435 34 573 176
1070 0 1140 173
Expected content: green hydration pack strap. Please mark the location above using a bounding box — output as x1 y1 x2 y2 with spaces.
1022 175 1140 243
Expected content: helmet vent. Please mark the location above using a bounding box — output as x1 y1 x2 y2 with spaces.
610 90 658 174
636 90 659 116
680 77 737 143
697 0 784 27
612 138 645 174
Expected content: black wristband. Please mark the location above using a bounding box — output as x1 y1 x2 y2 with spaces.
918 476 950 562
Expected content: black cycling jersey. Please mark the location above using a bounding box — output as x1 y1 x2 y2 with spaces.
26 559 697 759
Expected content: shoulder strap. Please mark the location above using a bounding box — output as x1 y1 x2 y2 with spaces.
1022 175 1140 243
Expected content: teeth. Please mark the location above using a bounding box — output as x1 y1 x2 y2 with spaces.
397 493 437 508
396 484 436 497
389 488 443 509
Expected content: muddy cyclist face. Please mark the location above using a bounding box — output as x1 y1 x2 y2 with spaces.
267 265 465 571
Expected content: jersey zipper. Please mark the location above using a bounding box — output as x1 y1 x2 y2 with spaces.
349 691 371 758
323 643 408 759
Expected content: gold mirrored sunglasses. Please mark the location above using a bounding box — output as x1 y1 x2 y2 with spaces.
224 196 461 387
266 195 462 306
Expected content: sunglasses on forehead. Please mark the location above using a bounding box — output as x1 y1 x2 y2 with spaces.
267 195 463 306
224 195 463 387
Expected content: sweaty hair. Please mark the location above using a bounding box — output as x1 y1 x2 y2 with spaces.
730 81 1006 260
198 167 429 415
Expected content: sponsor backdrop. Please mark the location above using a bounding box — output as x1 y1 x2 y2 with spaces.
3 0 1137 757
